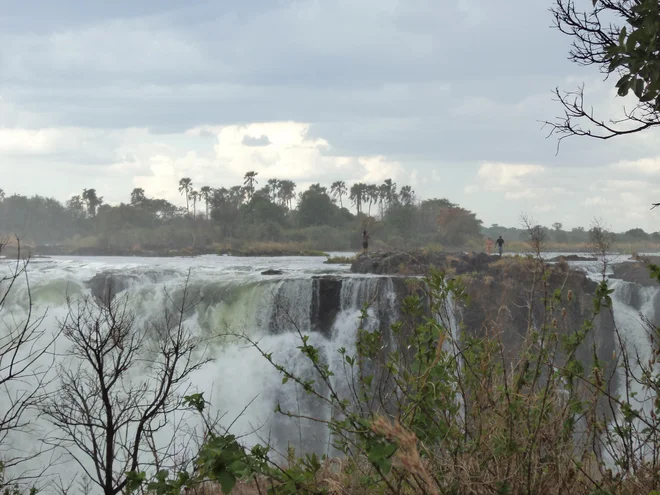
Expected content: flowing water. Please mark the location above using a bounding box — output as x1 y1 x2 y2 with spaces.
0 254 405 491
2 252 660 491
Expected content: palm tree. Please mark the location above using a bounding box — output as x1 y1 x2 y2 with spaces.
190 190 199 218
350 183 366 215
267 178 280 203
229 186 245 206
399 185 414 206
200 186 212 220
278 180 296 210
243 171 258 201
178 177 193 216
365 184 380 217
330 181 347 208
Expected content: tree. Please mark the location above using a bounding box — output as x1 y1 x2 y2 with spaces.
41 278 209 495
277 180 296 210
435 205 483 246
548 0 660 146
365 185 379 218
66 195 87 220
349 183 366 215
381 179 397 213
190 190 199 218
589 218 614 280
330 181 347 208
243 172 258 201
200 186 212 220
0 240 59 487
178 178 193 217
266 179 280 203
82 188 103 217
0 189 5 202
625 227 649 239
399 185 415 206
297 184 339 227
130 188 146 208
552 222 563 231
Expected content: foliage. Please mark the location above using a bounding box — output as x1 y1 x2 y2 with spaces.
549 0 660 144
0 175 488 253
156 261 660 494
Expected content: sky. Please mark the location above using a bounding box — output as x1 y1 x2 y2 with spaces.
2 0 660 232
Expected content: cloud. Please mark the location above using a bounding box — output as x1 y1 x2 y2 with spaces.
466 163 545 198
241 135 271 147
614 157 660 176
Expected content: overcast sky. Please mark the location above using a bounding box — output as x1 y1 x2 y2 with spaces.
2 0 660 231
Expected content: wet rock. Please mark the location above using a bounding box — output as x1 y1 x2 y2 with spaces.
350 251 498 276
610 262 659 287
86 272 135 304
261 269 284 275
547 255 597 262
311 276 342 337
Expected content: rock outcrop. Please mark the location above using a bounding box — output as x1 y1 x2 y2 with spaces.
610 260 659 287
351 251 500 276
352 251 614 377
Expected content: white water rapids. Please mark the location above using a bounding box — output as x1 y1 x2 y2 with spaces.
0 254 402 492
2 252 660 492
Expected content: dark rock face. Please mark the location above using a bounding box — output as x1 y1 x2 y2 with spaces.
610 262 658 287
86 272 136 304
262 269 284 275
351 251 613 382
351 251 500 276
311 276 343 338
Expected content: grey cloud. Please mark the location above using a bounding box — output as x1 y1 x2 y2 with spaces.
242 135 271 147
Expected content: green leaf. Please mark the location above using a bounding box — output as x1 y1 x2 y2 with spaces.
282 376 289 384
216 471 237 494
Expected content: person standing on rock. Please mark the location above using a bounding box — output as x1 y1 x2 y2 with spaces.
362 230 370 255
485 237 494 255
496 235 505 257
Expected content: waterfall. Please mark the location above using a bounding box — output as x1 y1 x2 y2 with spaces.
0 258 401 491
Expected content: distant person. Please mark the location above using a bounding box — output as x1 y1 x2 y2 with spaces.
362 230 370 254
496 235 505 256
485 237 494 255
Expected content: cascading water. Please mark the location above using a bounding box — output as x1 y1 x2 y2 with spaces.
569 256 660 465
0 256 401 492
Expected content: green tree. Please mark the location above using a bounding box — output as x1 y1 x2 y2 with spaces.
82 188 103 217
277 180 296 210
330 181 347 208
200 186 212 220
349 183 366 215
130 188 146 207
399 185 415 206
178 177 193 216
365 184 379 217
549 0 660 143
243 171 258 201
266 178 280 203
297 184 339 227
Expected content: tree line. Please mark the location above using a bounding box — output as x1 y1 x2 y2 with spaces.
0 173 483 252
1 172 658 253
